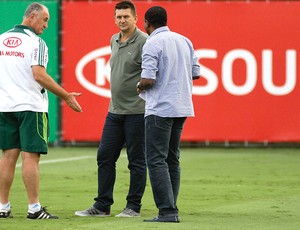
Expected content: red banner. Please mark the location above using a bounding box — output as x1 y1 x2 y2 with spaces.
62 1 300 142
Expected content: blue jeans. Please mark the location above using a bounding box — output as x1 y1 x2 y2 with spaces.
145 115 186 216
94 112 146 213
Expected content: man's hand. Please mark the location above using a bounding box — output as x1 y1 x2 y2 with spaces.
136 79 154 94
65 93 82 112
136 82 144 94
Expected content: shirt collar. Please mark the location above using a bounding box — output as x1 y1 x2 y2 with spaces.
148 26 170 39
15 25 36 34
116 27 139 44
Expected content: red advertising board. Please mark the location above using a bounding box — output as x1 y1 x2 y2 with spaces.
62 1 300 142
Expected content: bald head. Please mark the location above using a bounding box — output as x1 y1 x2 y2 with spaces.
22 2 49 35
23 2 48 19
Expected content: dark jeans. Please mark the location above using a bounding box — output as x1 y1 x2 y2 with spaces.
93 112 146 213
145 115 186 216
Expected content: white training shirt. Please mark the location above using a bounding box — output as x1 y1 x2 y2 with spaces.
0 25 49 112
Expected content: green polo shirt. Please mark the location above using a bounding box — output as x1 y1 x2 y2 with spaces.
108 28 147 114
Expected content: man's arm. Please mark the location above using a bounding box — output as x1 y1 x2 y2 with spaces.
32 65 82 112
136 78 154 94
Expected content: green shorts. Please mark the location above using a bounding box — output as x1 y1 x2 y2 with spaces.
0 111 49 154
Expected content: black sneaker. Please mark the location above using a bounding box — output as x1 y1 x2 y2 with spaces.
144 215 180 223
27 206 58 219
0 209 13 219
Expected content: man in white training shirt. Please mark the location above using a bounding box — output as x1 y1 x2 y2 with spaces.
0 2 82 219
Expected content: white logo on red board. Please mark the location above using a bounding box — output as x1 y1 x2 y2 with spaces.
195 49 297 96
76 47 297 98
76 46 111 98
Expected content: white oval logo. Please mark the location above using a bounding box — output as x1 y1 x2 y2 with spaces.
76 46 111 98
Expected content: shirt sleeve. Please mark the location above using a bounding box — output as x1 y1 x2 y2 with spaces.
192 51 200 77
31 38 48 68
188 39 200 77
141 41 159 80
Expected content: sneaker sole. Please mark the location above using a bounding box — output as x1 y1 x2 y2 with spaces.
0 215 13 219
75 212 111 217
115 214 141 218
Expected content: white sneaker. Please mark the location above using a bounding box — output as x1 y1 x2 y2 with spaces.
115 208 141 218
75 206 110 217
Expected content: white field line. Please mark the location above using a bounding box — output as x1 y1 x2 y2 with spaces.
16 156 95 168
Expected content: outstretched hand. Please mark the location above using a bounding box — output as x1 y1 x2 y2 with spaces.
65 92 82 112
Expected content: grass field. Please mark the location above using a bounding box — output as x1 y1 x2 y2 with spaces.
0 147 299 229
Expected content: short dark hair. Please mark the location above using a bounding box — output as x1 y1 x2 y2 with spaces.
115 1 136 16
145 6 167 28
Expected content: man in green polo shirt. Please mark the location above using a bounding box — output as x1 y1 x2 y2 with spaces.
75 0 147 218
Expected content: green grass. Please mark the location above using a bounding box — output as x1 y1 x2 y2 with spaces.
1 147 300 229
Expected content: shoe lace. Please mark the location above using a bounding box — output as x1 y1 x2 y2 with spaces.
123 208 137 215
41 206 52 216
88 206 101 214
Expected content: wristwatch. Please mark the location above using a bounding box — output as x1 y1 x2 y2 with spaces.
136 82 142 90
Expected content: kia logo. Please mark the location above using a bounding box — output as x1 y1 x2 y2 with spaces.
3 37 22 48
76 46 111 98
77 47 296 98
